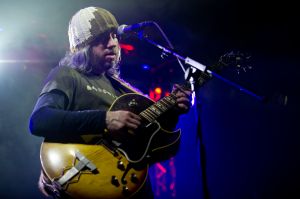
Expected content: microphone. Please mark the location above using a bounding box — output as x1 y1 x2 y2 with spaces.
117 21 154 36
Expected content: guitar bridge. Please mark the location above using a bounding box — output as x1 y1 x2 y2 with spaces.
56 151 97 186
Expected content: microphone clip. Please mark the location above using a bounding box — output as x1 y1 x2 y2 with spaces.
117 21 155 37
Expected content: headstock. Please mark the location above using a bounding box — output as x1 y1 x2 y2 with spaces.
218 51 252 74
185 51 253 88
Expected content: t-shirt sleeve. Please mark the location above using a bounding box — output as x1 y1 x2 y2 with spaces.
29 105 107 138
29 66 107 138
40 66 76 106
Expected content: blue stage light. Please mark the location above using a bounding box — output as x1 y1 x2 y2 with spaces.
142 64 150 70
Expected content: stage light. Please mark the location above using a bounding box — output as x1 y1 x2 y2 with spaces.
120 43 134 54
154 87 162 95
142 64 150 70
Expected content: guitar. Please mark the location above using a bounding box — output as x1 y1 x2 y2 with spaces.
40 92 181 199
40 51 248 198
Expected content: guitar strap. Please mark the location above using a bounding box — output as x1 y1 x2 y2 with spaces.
109 75 143 95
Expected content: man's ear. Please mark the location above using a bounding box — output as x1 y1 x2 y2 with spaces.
117 47 122 63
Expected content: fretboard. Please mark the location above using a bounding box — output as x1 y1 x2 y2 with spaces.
139 93 177 123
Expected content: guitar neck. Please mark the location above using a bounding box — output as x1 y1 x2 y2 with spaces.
139 93 177 123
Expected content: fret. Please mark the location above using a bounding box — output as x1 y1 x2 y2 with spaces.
159 99 172 108
142 110 155 121
165 95 176 105
145 109 158 118
150 106 162 115
140 93 178 124
140 112 152 122
155 102 167 111
160 98 174 107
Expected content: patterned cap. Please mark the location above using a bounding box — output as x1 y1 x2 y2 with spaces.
68 7 119 52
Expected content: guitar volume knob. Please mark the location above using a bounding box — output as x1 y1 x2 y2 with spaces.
122 186 130 195
111 176 120 187
117 160 126 171
131 173 138 183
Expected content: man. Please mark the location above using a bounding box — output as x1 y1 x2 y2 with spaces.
29 6 191 199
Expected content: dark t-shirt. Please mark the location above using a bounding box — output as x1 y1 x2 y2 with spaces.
30 66 143 137
41 66 127 111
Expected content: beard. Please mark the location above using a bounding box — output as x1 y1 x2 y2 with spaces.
91 51 120 75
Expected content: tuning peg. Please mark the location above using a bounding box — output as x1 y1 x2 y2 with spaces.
161 51 168 59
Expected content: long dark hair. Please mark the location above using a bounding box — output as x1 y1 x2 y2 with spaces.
58 45 120 77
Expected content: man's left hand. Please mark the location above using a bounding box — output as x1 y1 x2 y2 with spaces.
172 84 192 114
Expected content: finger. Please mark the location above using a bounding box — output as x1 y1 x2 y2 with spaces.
178 103 191 110
126 122 139 130
178 104 189 113
176 96 190 104
109 119 125 131
126 117 141 126
172 84 180 90
173 84 191 94
176 90 191 98
176 94 190 100
177 103 189 109
172 84 183 93
127 112 142 121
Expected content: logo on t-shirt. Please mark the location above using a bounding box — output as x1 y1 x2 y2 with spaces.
86 85 117 99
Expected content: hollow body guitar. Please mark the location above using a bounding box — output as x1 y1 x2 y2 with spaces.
40 93 181 199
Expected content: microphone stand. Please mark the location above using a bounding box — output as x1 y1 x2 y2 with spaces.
131 31 265 199
142 37 265 102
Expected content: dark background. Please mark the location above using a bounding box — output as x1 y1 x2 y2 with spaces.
0 0 299 198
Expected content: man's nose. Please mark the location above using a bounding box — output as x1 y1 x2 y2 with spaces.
107 34 117 48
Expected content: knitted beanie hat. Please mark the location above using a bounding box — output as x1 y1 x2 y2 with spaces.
68 7 119 52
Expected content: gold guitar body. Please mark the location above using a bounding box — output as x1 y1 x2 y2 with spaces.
40 141 148 199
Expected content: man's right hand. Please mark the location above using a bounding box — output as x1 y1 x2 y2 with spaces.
105 110 141 138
